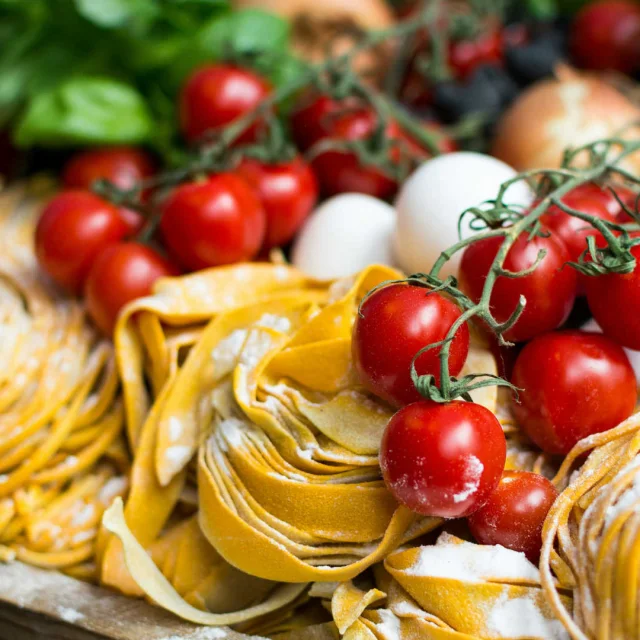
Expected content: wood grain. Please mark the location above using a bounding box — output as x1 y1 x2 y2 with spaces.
0 561 250 640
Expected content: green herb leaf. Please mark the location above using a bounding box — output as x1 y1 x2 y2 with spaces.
74 0 158 28
14 76 153 147
165 9 290 90
204 8 289 59
525 0 557 19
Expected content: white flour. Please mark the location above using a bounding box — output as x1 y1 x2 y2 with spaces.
453 455 483 503
407 534 539 583
57 605 85 623
485 590 569 639
604 456 640 528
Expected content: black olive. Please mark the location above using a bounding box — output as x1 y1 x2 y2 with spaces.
506 26 568 86
433 64 519 125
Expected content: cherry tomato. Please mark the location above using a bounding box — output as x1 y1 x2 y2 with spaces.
85 243 179 335
381 400 506 518
449 27 504 80
458 229 577 342
614 188 639 222
399 121 458 157
236 156 318 250
62 146 154 234
180 64 271 144
62 146 154 191
586 241 640 349
291 94 344 152
571 0 640 74
541 192 616 262
541 189 618 296
352 284 470 408
511 330 637 455
400 64 435 109
159 174 266 271
310 107 401 199
468 471 558 562
573 182 631 217
35 191 129 293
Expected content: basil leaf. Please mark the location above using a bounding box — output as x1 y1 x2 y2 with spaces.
202 8 289 59
525 0 557 19
74 0 158 28
14 76 153 147
165 9 291 91
556 0 591 13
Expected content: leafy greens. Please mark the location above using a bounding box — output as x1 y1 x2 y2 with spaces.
0 0 302 157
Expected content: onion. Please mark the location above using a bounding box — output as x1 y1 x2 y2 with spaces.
233 0 395 73
492 67 640 173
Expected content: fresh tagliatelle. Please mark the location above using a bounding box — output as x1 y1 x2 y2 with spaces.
541 413 640 640
0 180 128 580
94 237 566 638
0 178 636 639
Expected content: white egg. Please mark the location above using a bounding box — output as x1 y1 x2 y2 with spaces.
291 193 396 279
393 152 533 279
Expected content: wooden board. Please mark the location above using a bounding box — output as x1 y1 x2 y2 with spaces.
0 561 250 640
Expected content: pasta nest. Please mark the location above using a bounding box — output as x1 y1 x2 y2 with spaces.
542 413 640 640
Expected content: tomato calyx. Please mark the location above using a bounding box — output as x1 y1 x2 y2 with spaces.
566 222 640 277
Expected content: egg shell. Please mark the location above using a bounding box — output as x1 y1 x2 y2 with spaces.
291 193 396 279
393 152 533 278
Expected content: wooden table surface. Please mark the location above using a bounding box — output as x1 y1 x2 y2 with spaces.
0 561 250 640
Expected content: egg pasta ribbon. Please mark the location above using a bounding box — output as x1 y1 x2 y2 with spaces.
541 412 640 640
0 180 128 580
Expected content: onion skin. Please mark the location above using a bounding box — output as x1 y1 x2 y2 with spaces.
492 70 640 173
233 0 395 75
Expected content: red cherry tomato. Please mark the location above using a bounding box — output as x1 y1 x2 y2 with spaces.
468 471 558 562
571 0 640 74
615 188 640 222
352 284 470 408
511 330 637 455
540 190 617 296
399 121 458 158
541 192 616 259
159 174 266 271
85 243 179 335
570 182 632 217
236 156 318 250
458 229 577 342
291 94 344 152
311 107 401 199
400 64 435 109
381 400 506 518
179 64 271 144
449 27 504 79
62 146 154 191
62 146 154 235
35 191 129 293
586 242 640 349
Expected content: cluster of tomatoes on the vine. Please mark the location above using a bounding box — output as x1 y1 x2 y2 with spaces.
353 179 640 562
36 63 451 334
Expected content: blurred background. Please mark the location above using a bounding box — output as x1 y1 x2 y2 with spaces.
2 0 638 180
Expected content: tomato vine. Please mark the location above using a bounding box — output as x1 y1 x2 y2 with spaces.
401 137 640 403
